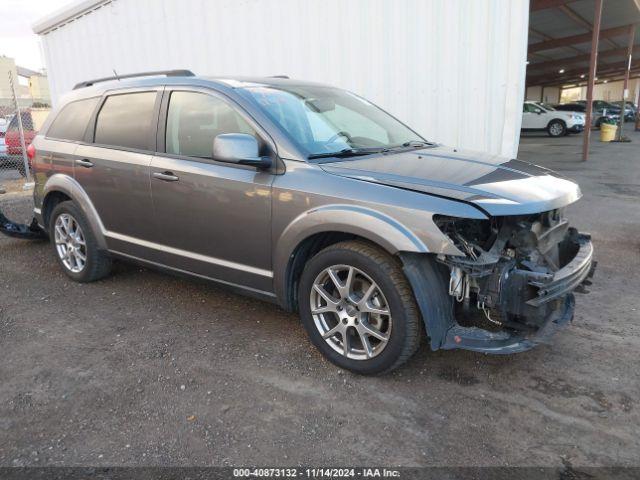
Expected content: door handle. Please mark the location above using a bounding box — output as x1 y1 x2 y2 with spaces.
153 171 179 182
76 159 94 168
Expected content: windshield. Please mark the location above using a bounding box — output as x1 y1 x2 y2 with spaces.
537 102 556 111
244 85 426 157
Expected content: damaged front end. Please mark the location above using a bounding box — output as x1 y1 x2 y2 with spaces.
419 211 594 353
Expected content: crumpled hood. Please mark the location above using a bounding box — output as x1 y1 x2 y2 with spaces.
319 146 582 216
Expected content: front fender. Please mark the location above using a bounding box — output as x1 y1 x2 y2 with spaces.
273 204 429 305
40 174 108 250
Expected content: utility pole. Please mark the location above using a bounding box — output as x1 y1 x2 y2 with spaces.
617 25 635 140
582 0 603 161
636 84 640 131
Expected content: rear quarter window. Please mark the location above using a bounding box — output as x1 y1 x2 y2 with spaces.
47 97 99 141
94 92 157 150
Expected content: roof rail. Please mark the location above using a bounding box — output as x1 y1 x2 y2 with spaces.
269 75 290 79
73 69 195 89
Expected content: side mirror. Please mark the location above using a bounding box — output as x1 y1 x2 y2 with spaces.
213 133 271 169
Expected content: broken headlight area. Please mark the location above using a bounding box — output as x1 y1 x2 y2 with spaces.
433 211 596 349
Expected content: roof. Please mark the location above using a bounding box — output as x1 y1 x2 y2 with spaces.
60 73 332 102
527 0 640 87
206 76 332 89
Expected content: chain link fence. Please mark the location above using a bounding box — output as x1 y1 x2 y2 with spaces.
1 70 50 228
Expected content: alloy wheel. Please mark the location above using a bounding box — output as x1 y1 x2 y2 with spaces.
54 213 87 273
550 123 564 136
310 264 392 360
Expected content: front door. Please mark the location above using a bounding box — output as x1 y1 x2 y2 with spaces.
522 103 546 129
150 89 274 293
74 90 161 257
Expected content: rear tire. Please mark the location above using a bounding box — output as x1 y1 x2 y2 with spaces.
49 201 112 283
298 240 421 375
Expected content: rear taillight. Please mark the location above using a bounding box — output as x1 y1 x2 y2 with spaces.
26 144 36 159
27 144 36 166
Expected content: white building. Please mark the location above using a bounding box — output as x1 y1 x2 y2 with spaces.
33 0 529 157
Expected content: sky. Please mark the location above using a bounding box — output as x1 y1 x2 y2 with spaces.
1 0 76 71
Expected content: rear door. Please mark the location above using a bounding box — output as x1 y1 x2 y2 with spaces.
149 88 275 293
36 96 102 196
74 88 161 257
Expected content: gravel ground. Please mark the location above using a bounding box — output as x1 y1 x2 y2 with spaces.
0 132 638 468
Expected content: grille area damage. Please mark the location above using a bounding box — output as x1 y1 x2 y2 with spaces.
427 210 596 353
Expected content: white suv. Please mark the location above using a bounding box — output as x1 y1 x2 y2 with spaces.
521 101 585 137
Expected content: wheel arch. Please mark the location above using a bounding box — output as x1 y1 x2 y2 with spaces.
547 118 567 129
41 174 108 250
273 205 430 311
42 190 72 226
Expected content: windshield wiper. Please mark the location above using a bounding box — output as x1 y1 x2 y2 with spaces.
403 140 434 147
394 141 434 150
378 141 435 153
308 148 382 160
308 141 434 159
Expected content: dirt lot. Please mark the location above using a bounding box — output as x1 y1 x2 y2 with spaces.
1 132 639 468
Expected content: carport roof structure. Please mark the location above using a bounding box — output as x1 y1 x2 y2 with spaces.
526 0 640 88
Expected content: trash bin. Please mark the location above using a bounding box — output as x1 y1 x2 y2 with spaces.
600 123 617 142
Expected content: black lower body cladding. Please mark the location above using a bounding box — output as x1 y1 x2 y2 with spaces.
404 212 596 353
0 202 45 240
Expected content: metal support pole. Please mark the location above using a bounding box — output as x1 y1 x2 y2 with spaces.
582 0 603 161
617 25 635 140
7 71 32 182
636 83 640 131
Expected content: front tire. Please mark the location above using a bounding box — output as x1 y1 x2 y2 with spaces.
547 119 567 137
49 201 112 283
298 241 421 375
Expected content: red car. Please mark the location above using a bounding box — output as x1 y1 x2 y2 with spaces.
3 111 44 176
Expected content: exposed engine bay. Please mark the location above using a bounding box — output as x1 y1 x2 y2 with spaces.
433 210 596 349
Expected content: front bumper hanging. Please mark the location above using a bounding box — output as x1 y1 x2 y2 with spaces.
402 231 596 355
442 294 576 354
525 234 594 307
0 189 46 240
0 212 45 240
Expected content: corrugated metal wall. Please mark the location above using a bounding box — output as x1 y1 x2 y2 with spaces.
38 0 529 157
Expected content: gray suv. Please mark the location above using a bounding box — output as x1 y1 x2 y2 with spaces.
31 71 595 374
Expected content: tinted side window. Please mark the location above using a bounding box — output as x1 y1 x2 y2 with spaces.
166 91 256 158
47 97 99 141
94 92 157 150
